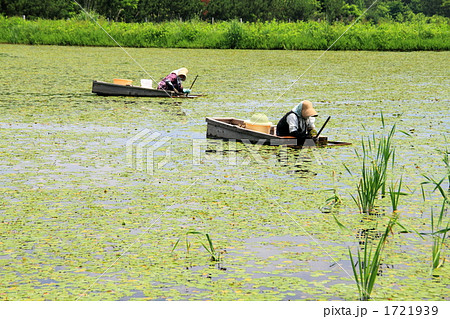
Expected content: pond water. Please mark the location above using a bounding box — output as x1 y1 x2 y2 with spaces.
0 44 448 300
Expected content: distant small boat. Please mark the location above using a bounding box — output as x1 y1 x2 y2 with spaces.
92 80 202 98
205 117 351 147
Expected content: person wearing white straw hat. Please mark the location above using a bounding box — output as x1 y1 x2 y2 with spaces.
157 68 190 94
276 100 318 145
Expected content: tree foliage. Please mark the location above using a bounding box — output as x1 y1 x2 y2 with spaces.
0 0 448 22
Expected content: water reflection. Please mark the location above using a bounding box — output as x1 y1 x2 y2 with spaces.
203 139 317 177
182 256 228 272
354 215 394 277
277 148 317 177
4 45 447 300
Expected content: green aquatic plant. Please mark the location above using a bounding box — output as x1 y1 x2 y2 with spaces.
388 177 406 213
352 159 382 214
378 113 396 196
172 231 220 262
430 200 449 271
442 142 450 189
352 125 396 214
321 170 342 213
421 141 450 203
333 212 401 301
421 174 449 205
349 213 399 301
421 163 449 272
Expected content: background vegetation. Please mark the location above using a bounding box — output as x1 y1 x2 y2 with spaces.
0 14 448 50
0 1 449 50
0 0 449 23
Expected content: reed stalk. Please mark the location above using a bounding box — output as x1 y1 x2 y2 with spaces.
443 143 449 189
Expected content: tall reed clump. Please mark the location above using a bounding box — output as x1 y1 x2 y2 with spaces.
349 213 399 301
350 123 396 214
335 116 405 299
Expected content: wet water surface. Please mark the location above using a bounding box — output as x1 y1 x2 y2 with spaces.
0 44 448 300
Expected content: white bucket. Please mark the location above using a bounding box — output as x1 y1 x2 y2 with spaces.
140 79 153 89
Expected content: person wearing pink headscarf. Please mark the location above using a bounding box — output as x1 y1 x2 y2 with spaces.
157 68 190 94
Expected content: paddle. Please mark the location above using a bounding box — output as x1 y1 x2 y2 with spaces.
186 75 198 96
314 116 331 139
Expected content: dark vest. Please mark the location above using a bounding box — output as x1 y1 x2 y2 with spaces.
276 111 307 138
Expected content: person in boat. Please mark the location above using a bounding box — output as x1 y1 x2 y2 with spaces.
276 100 318 145
157 68 190 94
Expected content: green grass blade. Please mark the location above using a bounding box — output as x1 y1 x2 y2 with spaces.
171 237 181 253
332 214 349 233
398 130 412 137
343 163 354 176
348 247 362 299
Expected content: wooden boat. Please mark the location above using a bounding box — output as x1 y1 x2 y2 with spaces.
92 80 202 98
205 117 351 147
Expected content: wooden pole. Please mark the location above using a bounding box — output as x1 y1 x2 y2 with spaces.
186 75 199 96
315 116 331 139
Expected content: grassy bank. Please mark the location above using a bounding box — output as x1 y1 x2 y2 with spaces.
0 15 449 50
